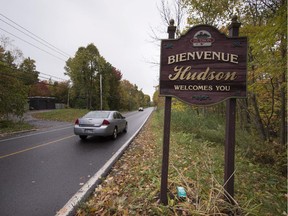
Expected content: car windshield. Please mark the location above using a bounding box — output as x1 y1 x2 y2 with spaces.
84 111 110 118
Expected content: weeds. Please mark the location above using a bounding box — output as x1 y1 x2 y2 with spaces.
0 119 34 134
76 108 286 215
27 108 286 215
32 108 88 123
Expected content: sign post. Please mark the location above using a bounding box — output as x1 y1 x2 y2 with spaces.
160 19 176 205
224 15 242 203
159 16 247 204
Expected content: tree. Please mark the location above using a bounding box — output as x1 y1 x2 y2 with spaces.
143 95 151 107
50 81 70 104
65 43 100 109
184 0 241 27
29 81 51 97
18 57 38 86
106 66 122 110
241 0 287 143
0 75 28 119
65 43 125 110
0 45 28 119
158 0 187 36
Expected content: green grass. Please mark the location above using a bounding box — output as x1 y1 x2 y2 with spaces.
32 108 89 123
0 108 88 135
0 120 34 134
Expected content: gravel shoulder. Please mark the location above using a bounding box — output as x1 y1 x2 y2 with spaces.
23 110 72 129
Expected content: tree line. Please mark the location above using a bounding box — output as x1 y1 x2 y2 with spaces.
0 40 150 120
65 43 150 111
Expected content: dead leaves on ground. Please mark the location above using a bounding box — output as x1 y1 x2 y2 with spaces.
76 117 161 215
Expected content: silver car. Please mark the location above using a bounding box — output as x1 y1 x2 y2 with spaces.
74 110 127 140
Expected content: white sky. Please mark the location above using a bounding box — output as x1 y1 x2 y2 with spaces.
1 0 170 98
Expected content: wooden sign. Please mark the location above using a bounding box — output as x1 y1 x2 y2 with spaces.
160 25 247 106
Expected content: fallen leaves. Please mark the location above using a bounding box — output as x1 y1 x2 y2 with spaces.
76 114 161 215
76 111 287 216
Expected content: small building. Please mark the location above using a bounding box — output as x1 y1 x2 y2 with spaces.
28 96 56 110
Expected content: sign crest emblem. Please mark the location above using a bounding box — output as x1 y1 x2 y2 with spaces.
191 30 214 47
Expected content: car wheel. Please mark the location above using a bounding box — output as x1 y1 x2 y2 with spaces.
112 127 118 140
79 135 87 140
123 123 128 133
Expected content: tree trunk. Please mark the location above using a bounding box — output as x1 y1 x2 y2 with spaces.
279 23 287 145
279 86 286 144
250 93 266 140
237 99 250 131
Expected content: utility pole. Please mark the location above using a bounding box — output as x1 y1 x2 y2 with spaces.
100 73 102 110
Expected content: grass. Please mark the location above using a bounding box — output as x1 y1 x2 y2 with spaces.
75 108 287 215
0 108 88 135
0 119 34 134
2 108 286 215
32 108 89 123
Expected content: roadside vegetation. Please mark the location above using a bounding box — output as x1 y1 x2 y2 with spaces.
0 109 87 136
1 107 285 215
0 119 33 135
74 105 286 216
32 108 89 123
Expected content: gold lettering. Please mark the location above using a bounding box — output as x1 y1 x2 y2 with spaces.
168 55 175 64
215 72 225 80
168 66 191 80
221 53 230 62
168 66 237 81
187 52 195 60
224 72 237 80
167 51 239 64
204 51 212 60
197 67 210 80
231 54 238 64
179 53 187 62
196 52 204 59
212 52 221 61
174 85 214 91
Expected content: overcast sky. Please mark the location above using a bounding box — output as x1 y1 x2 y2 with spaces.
1 0 170 98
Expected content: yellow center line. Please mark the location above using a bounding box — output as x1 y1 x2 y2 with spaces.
0 135 75 159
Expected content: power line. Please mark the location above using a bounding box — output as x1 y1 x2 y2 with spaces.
0 27 67 62
0 13 71 58
0 17 70 59
37 71 68 82
0 64 69 82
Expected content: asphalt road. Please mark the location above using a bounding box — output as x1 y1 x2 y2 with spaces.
0 108 153 216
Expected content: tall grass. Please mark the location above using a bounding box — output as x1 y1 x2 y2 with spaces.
156 106 287 215
42 107 286 215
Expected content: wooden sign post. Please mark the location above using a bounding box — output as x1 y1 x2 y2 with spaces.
224 15 242 203
160 19 176 205
159 16 247 205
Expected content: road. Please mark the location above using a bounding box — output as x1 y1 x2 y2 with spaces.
0 108 153 216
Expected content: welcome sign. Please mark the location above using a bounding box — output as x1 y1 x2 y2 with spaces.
160 25 248 105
